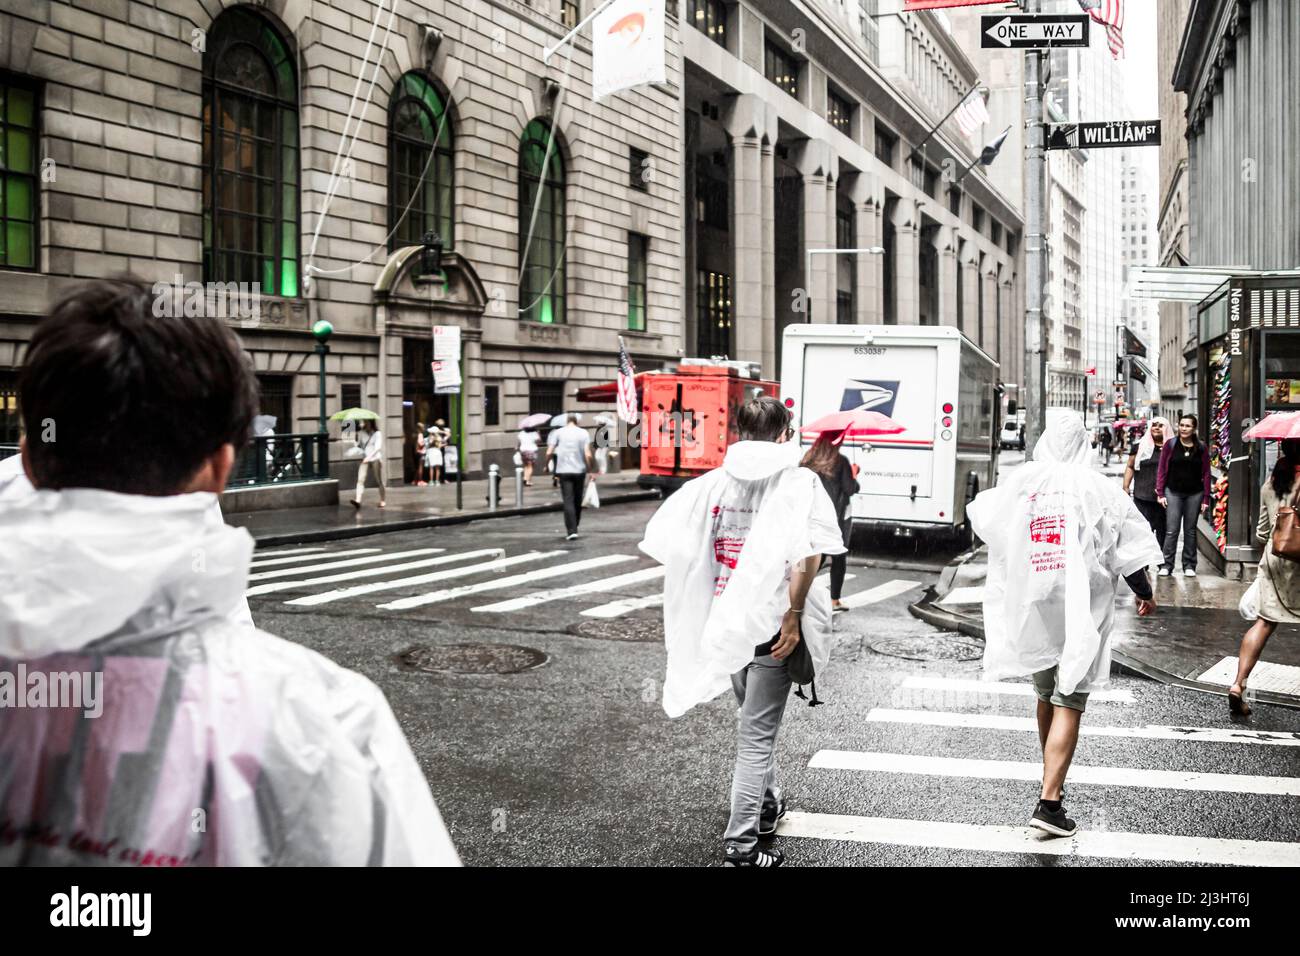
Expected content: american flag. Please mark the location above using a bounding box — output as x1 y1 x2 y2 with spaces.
1078 0 1124 59
954 89 989 139
616 336 638 424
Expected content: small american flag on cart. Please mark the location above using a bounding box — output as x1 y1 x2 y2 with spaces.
617 336 638 424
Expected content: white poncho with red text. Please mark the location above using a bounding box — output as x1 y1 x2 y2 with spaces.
967 410 1162 696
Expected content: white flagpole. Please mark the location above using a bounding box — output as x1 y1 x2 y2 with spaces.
543 0 620 62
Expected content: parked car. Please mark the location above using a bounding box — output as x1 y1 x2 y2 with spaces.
1000 418 1025 450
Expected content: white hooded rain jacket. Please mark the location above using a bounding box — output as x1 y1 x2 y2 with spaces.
967 410 1163 697
639 440 846 718
0 488 459 866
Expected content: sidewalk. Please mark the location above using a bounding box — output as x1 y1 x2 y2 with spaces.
909 453 1300 710
223 472 656 546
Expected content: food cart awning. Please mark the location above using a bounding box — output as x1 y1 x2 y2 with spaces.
1126 267 1300 303
574 372 653 403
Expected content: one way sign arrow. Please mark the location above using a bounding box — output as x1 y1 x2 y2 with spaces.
981 14 1090 49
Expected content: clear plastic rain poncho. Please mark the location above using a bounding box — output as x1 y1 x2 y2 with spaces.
967 410 1163 696
0 487 459 866
639 440 846 718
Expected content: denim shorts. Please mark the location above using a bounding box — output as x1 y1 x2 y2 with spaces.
1031 666 1089 712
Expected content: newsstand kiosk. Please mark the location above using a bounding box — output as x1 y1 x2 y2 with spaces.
1195 274 1300 576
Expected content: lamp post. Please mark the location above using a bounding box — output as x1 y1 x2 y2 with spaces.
312 319 333 435
804 246 886 323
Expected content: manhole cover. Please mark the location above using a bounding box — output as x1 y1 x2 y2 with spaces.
400 643 548 675
569 618 663 643
869 635 983 662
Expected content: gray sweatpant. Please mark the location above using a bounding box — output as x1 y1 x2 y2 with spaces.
723 653 792 852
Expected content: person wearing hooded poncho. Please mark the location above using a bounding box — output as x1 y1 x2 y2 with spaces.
968 409 1162 838
0 279 459 866
639 396 845 867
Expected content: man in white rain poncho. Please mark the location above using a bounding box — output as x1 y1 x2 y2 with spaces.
640 396 845 867
968 408 1161 837
0 279 459 866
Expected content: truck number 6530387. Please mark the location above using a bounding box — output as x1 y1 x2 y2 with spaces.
853 347 885 355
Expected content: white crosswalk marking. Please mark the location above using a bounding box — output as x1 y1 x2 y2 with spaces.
248 548 444 581
247 549 505 597
250 547 330 562
287 551 566 607
808 750 1300 796
899 675 1137 704
837 579 921 609
472 566 665 613
376 554 638 611
582 592 665 619
777 812 1300 867
866 708 1300 747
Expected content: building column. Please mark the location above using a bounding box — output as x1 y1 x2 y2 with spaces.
761 138 776 373
892 198 920 326
980 257 998 360
936 225 957 329
852 171 883 324
730 131 763 363
792 140 836 325
999 273 1016 384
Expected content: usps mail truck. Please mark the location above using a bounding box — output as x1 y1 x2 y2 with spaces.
781 324 1000 544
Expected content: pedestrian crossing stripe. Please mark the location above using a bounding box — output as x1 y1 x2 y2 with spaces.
899 675 1136 704
248 548 445 581
376 554 639 611
472 566 665 613
776 811 1300 867
1198 657 1300 698
246 549 506 597
837 579 921 609
286 551 567 606
808 750 1300 796
249 547 338 565
866 708 1300 747
581 592 665 619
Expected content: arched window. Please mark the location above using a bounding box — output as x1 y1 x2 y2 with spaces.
518 119 565 324
389 72 453 250
202 7 299 297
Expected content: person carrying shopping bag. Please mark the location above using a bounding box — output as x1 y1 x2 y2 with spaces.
546 415 592 540
352 420 386 509
1229 438 1300 716
1155 414 1211 576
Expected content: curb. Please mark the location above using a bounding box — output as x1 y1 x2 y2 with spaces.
248 490 659 547
908 585 986 640
1112 650 1300 712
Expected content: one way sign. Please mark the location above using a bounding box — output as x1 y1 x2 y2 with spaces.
981 14 1090 48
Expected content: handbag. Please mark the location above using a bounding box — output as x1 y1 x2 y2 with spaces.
1270 484 1300 562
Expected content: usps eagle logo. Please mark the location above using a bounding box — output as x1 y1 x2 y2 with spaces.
839 380 899 417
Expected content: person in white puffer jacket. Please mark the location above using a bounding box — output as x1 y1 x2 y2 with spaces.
0 278 458 866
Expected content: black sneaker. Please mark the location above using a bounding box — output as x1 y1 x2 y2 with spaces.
722 845 784 867
758 797 787 838
1029 801 1078 837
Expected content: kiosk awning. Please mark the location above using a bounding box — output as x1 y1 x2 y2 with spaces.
1126 267 1300 303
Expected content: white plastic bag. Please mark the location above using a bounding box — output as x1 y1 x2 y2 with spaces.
343 443 364 460
583 477 601 508
513 451 523 467
1239 577 1260 622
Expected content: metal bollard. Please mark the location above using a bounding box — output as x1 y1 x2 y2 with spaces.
515 466 525 507
488 463 499 511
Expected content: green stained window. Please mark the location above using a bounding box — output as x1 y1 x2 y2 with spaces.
627 233 647 332
202 8 299 297
0 74 39 270
388 72 454 251
518 119 566 324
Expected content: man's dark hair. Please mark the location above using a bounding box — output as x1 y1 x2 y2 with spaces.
19 276 258 495
736 395 791 442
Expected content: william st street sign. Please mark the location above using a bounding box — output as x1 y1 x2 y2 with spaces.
1047 121 1162 151
981 14 1090 48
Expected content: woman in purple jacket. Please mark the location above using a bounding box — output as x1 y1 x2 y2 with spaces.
1155 414 1212 577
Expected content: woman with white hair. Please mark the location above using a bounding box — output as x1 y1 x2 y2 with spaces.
968 409 1162 838
1123 417 1170 552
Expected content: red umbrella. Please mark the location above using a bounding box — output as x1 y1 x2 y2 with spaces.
1244 411 1300 440
800 409 905 442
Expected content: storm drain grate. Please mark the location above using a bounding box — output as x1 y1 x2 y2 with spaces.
400 643 548 675
869 635 983 662
569 618 664 643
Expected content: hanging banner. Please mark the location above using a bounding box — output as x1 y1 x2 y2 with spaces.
593 0 666 100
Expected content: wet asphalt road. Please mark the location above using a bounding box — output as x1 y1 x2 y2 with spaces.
248 490 1300 867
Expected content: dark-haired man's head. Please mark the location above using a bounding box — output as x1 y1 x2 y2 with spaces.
736 396 792 443
19 277 258 495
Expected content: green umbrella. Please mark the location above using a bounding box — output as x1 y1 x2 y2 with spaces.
329 407 379 422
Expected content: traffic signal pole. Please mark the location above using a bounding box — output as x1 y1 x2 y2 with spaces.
1022 0 1049 452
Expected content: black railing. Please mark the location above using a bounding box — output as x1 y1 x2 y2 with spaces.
0 444 18 461
227 434 330 488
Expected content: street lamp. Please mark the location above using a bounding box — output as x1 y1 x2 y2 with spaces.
312 319 333 435
804 246 886 323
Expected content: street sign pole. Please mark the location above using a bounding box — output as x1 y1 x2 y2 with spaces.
1023 0 1048 454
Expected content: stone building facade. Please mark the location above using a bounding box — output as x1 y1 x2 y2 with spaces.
1157 0 1191 415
